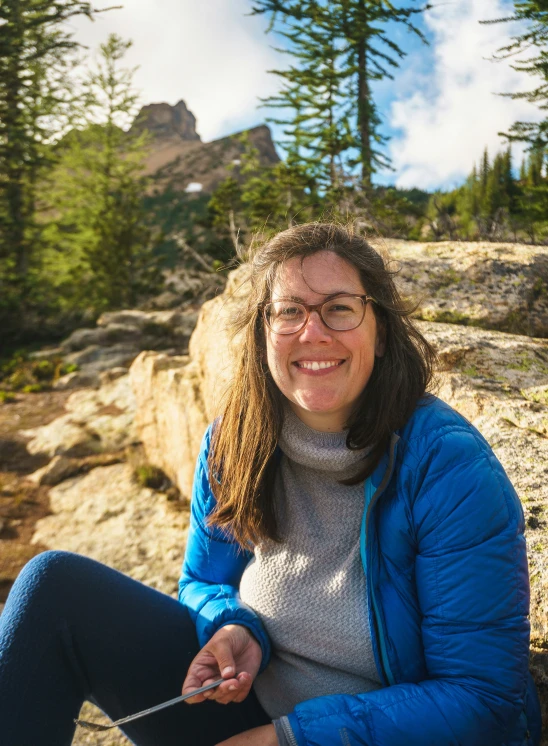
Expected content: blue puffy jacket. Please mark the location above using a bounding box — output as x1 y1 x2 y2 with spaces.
179 395 542 746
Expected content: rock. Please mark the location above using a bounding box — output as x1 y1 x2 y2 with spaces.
130 265 548 645
96 309 152 330
99 367 129 385
149 290 182 309
130 353 205 499
27 455 79 486
130 99 201 142
28 347 64 360
31 463 189 595
53 371 100 390
20 414 99 458
61 327 110 351
380 240 548 338
21 375 137 457
64 343 140 372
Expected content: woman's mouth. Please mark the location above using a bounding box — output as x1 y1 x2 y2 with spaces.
294 360 344 371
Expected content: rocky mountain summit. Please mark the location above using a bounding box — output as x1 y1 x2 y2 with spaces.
0 239 547 744
130 99 201 142
129 98 279 196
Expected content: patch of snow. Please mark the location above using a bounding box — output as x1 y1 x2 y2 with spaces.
232 159 241 166
185 182 203 193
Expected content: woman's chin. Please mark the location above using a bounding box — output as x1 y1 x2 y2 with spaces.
290 395 349 422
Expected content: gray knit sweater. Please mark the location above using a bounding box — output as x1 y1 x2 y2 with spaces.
239 407 381 744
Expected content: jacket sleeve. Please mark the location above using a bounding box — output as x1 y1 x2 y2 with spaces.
178 426 271 671
285 425 531 746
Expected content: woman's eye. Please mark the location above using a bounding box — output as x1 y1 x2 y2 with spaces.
329 304 352 313
279 305 302 317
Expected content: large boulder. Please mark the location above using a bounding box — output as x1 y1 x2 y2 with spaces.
130 265 548 644
32 463 187 594
21 375 138 457
129 267 250 497
382 239 548 337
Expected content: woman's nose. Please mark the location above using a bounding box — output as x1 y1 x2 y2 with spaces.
298 311 332 342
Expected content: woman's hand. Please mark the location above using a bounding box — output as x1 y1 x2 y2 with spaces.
182 624 262 705
216 724 278 745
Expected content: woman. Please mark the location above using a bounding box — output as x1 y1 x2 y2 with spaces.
0 223 541 746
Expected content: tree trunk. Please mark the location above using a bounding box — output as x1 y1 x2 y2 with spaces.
357 36 372 192
228 209 241 254
4 11 27 280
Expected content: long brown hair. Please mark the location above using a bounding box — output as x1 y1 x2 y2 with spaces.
208 223 436 547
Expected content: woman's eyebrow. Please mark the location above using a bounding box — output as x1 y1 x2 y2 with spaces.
275 291 354 302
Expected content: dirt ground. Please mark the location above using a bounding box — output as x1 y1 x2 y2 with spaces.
0 390 74 605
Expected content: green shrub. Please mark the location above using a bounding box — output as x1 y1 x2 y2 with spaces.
31 360 56 381
8 370 33 390
134 464 167 490
59 362 79 376
22 383 46 393
0 391 16 403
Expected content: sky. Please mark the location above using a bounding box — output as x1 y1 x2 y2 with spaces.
69 0 544 192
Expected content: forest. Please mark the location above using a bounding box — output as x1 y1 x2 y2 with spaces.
0 0 547 349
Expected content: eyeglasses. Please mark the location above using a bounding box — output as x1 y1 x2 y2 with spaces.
262 294 376 335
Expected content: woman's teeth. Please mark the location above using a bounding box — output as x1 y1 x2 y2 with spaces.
298 361 341 370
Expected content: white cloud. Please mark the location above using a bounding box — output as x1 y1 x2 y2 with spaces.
388 0 544 189
69 0 282 141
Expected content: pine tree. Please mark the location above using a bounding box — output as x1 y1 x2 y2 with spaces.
339 0 429 189
0 0 104 329
485 1 548 151
517 145 548 242
43 34 158 311
258 1 355 193
208 177 246 254
252 0 429 191
208 133 316 249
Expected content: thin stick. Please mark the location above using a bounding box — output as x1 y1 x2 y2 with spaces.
75 678 225 732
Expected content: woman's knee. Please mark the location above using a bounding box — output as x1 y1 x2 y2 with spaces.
9 550 86 605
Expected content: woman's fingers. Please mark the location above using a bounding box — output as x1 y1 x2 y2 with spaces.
231 672 253 704
183 625 259 705
202 672 253 705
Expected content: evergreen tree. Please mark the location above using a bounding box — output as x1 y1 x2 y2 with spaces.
252 0 429 190
260 2 354 193
0 0 104 329
486 1 548 151
208 133 316 249
208 177 245 254
517 145 548 242
43 34 159 311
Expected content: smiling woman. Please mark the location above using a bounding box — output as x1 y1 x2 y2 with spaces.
0 223 541 746
264 252 385 432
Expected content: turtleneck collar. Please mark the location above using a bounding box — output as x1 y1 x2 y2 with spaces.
278 404 371 475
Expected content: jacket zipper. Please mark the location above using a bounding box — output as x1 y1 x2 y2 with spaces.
360 434 399 687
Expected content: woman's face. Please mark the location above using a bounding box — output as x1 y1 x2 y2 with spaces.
265 251 385 432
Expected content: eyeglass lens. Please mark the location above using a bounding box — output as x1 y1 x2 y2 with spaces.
265 295 365 333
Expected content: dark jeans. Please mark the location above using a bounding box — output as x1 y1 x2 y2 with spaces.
0 551 270 746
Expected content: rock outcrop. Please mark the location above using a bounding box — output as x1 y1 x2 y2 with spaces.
21 375 138 458
130 263 548 647
143 120 280 195
383 239 548 338
32 463 187 594
130 99 201 142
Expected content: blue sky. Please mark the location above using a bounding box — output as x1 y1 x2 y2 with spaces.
71 0 544 192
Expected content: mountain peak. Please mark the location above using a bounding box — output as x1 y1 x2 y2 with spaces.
131 99 201 142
